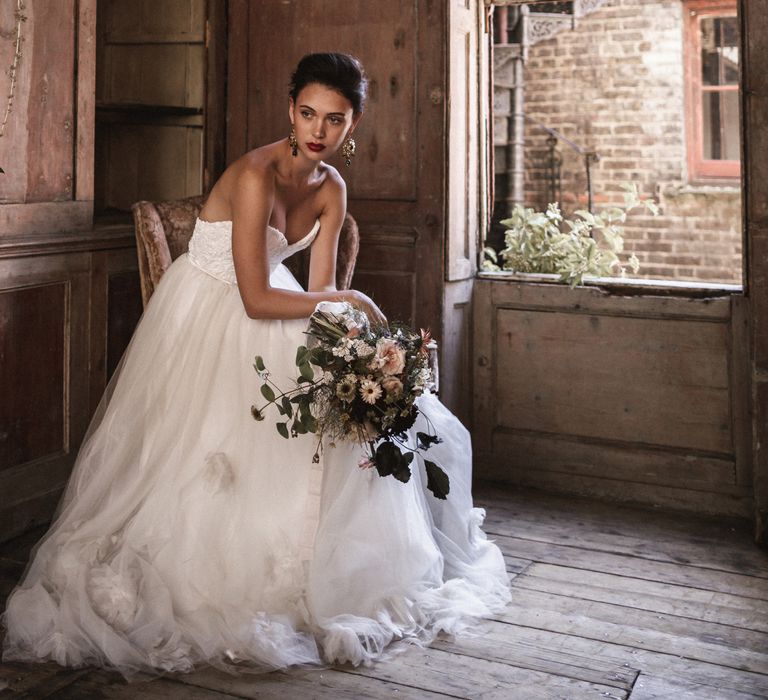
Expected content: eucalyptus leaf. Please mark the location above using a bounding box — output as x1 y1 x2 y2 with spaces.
254 356 265 371
299 363 314 381
281 396 293 417
260 384 276 402
276 422 289 439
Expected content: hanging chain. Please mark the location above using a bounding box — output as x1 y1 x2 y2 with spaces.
0 0 27 140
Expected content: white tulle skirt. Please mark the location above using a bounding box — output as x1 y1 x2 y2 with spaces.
1 253 511 679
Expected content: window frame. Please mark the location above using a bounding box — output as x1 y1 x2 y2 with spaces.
684 0 741 182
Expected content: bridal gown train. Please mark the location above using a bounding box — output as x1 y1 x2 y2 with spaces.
2 216 511 679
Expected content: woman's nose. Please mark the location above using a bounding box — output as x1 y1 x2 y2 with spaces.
313 120 325 138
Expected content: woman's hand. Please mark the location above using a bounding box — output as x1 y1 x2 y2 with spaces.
341 289 388 328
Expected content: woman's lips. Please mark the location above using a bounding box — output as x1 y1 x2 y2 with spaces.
307 143 325 152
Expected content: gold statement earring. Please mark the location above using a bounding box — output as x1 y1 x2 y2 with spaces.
341 136 356 167
289 127 298 157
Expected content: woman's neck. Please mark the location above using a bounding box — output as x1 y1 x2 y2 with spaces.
277 138 323 187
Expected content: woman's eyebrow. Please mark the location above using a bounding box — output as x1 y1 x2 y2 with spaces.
299 104 346 117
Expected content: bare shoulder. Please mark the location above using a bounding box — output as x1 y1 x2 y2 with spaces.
236 148 279 187
317 163 347 211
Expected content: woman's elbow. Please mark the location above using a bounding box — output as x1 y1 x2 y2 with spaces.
244 301 274 319
241 292 272 319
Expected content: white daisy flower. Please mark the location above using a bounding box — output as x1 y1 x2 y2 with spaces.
360 378 383 404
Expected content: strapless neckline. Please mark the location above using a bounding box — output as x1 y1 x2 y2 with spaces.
196 217 321 248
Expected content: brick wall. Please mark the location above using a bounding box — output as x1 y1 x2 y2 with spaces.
493 0 742 284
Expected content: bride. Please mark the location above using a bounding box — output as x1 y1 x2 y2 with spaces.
2 52 510 680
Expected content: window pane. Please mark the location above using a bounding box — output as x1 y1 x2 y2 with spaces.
701 16 739 87
702 89 740 160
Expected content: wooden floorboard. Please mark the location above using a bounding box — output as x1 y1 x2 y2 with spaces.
1 486 767 699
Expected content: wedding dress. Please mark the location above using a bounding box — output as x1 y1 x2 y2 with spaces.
2 216 511 679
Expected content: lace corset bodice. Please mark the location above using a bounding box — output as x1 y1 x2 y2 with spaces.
187 218 321 285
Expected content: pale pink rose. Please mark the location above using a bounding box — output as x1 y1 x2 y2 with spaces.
358 457 375 470
381 376 404 398
346 326 361 338
373 338 406 376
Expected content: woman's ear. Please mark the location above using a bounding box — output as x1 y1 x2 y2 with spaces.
288 97 295 125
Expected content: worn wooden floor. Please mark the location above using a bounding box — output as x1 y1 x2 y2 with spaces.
1 484 767 699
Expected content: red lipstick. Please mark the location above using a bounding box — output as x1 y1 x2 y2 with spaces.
307 142 325 152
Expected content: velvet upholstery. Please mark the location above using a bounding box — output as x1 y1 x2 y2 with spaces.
131 196 205 307
132 197 360 308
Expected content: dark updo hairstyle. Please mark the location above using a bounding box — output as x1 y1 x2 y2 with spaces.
289 53 368 115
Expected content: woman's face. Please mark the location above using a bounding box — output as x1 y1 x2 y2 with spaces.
289 82 360 162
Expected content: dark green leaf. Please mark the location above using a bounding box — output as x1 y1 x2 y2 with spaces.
424 460 450 500
276 422 289 439
297 376 313 385
260 384 276 402
299 362 314 381
374 441 398 477
254 355 265 371
295 345 309 366
416 432 442 450
392 451 413 483
281 396 293 418
303 414 318 433
292 417 308 435
373 441 411 483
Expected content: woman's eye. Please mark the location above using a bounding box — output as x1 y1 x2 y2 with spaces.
301 111 312 118
329 117 342 125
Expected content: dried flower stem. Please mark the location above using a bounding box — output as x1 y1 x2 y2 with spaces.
0 1 27 139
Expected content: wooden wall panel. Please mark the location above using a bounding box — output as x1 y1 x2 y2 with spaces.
100 124 203 210
0 0 95 232
473 278 752 518
107 270 143 377
745 0 768 540
495 311 731 453
0 228 140 543
101 0 205 43
0 250 91 539
0 284 67 467
0 1 78 207
447 0 479 281
25 1 77 203
103 44 205 108
441 279 474 425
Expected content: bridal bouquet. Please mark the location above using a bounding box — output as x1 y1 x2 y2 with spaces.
251 302 450 499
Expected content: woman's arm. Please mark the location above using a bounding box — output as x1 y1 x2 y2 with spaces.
230 166 385 324
306 171 346 293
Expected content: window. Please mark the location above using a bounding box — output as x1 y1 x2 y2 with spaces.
684 0 740 181
484 0 743 287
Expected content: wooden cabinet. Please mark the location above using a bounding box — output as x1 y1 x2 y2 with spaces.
95 0 207 211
